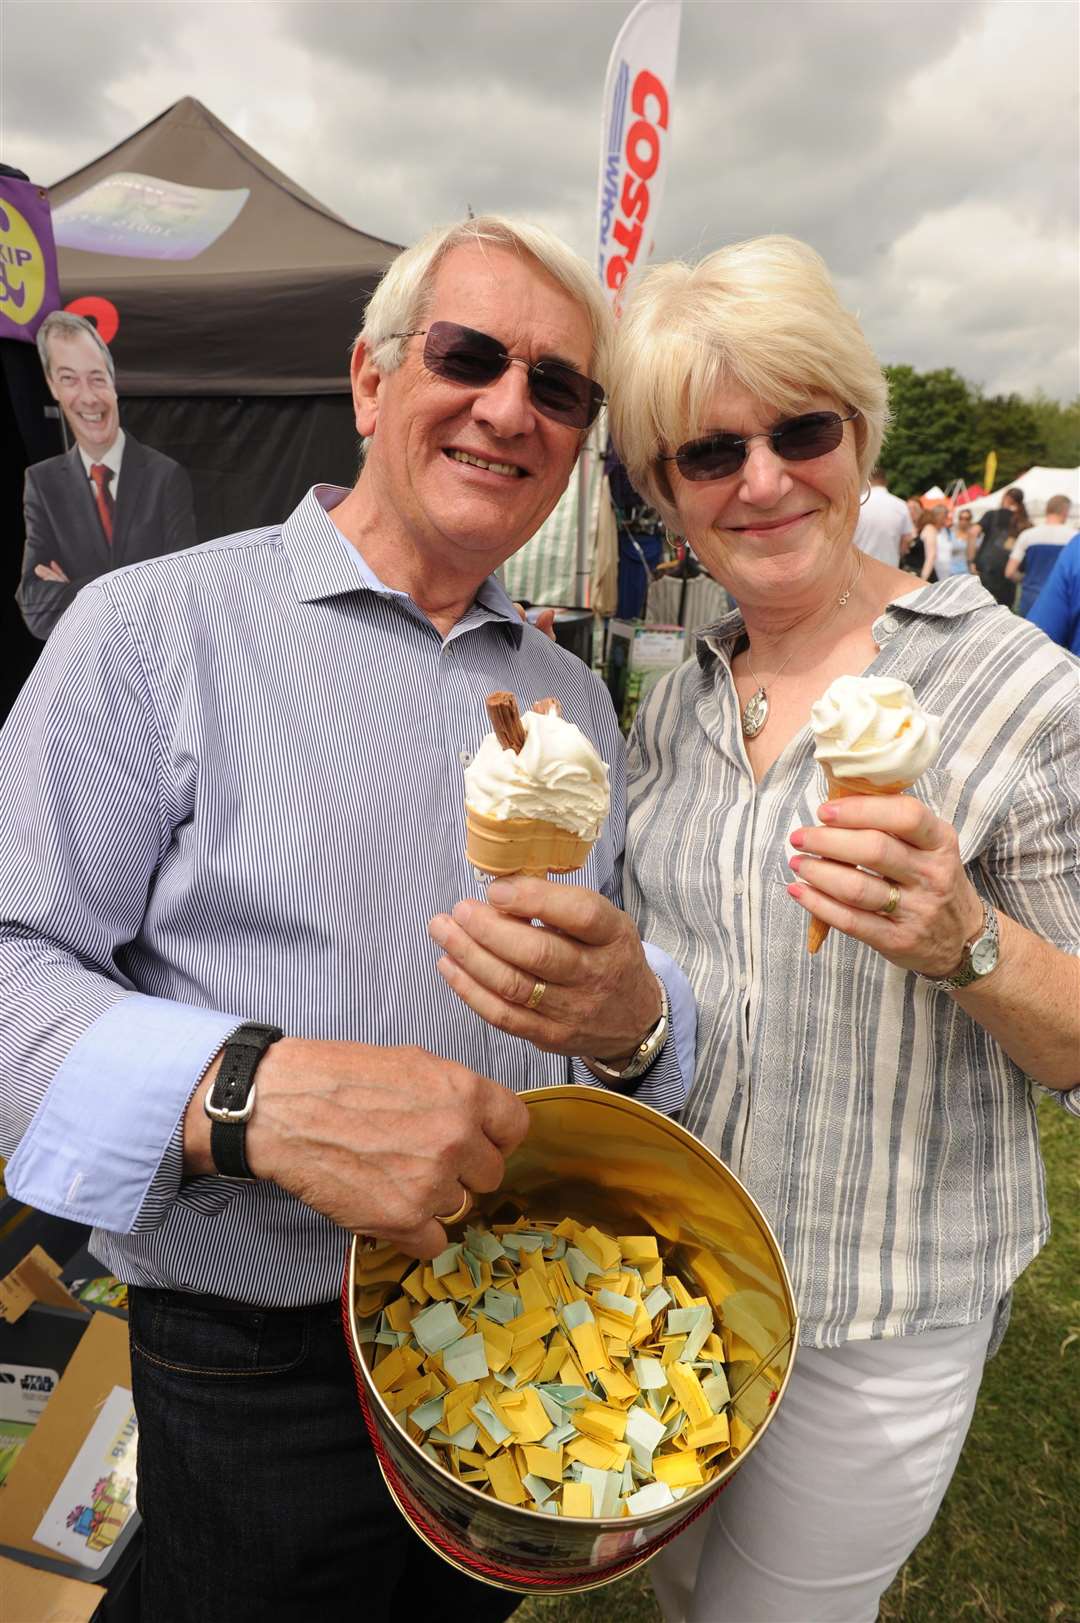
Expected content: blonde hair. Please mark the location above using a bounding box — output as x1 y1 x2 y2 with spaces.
357 214 614 392
609 235 889 527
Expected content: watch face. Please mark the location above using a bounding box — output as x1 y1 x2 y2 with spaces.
971 934 998 975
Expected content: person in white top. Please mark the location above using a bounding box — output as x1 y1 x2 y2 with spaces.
1005 493 1076 616
853 467 914 566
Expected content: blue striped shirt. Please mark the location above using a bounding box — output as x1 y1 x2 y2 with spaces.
625 576 1079 1348
1 487 692 1307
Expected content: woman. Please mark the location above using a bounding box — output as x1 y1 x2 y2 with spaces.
605 236 1080 1622
974 485 1028 606
954 505 982 574
900 499 943 582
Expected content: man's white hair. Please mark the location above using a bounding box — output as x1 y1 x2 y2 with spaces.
36 310 116 384
356 214 613 393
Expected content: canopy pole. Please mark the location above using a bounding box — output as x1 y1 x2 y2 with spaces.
574 433 594 608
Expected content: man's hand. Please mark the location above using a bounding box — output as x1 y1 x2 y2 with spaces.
185 1039 528 1259
34 560 70 583
428 878 662 1064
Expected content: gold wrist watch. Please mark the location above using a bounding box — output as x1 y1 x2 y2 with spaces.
587 980 670 1081
927 900 1000 991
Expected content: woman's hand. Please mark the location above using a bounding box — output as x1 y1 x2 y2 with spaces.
787 793 984 978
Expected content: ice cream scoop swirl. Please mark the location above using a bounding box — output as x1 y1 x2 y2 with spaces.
810 675 941 785
465 709 610 837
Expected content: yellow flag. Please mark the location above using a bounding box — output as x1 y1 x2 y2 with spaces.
984 451 998 494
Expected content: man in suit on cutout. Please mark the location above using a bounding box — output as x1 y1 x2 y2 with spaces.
17 310 197 639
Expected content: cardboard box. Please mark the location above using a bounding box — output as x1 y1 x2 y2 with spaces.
0 1550 105 1621
0 1255 139 1610
0 1247 89 1326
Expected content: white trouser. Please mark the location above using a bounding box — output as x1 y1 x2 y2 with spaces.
650 1312 996 1623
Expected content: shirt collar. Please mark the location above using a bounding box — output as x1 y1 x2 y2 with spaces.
279 485 524 642
695 573 996 672
78 428 125 480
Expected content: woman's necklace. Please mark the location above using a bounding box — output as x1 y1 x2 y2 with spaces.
740 552 863 740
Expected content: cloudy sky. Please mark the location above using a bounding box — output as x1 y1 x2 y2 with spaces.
4 0 1078 401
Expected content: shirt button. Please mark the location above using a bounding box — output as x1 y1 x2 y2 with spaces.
733 879 745 897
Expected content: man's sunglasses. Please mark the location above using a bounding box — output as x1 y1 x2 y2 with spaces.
660 409 860 483
389 321 605 430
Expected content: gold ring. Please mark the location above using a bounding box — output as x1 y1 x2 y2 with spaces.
525 978 547 1011
435 1190 472 1226
879 882 901 917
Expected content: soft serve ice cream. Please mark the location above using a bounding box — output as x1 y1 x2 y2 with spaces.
464 694 610 876
805 676 942 953
810 675 941 789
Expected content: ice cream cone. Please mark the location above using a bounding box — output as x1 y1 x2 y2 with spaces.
465 805 596 878
806 770 913 954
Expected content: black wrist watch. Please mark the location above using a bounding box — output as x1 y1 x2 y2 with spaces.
203 1021 283 1179
586 980 670 1082
926 900 1000 991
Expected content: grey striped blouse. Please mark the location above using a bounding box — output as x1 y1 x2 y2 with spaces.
625 577 1080 1347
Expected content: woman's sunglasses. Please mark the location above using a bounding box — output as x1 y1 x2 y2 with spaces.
661 409 860 483
389 320 605 430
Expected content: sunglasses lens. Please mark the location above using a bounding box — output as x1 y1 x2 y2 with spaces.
424 322 503 387
775 412 845 461
676 437 745 482
531 362 602 429
422 322 602 430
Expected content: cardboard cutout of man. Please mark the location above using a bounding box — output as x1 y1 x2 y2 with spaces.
16 310 197 639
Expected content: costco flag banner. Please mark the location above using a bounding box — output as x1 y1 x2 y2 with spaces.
597 0 682 315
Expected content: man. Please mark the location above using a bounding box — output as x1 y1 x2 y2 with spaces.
1004 492 1076 617
1029 532 1080 655
853 466 913 567
17 311 197 639
0 217 692 1622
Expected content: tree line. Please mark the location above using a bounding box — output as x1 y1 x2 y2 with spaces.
879 366 1080 498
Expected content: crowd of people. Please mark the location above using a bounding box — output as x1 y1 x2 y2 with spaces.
1 217 1077 1623
854 467 1077 633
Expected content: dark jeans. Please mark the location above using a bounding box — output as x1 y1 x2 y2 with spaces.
128 1288 521 1623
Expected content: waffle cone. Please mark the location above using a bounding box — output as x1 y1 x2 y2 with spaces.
806 768 915 955
465 805 596 877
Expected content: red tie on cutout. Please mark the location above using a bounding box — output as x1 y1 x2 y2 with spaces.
89 463 115 543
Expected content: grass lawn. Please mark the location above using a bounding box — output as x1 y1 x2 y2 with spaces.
512 1098 1078 1623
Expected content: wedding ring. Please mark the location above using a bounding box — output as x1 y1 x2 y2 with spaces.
435 1190 472 1226
525 978 548 1011
879 883 901 917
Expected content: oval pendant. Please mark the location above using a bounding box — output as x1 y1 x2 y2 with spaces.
742 687 769 739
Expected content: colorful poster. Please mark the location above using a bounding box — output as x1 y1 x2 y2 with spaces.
33 1385 138 1569
596 0 682 315
52 171 249 261
0 1362 60 1487
0 175 62 343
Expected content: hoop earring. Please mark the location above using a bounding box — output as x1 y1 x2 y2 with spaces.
859 483 872 507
